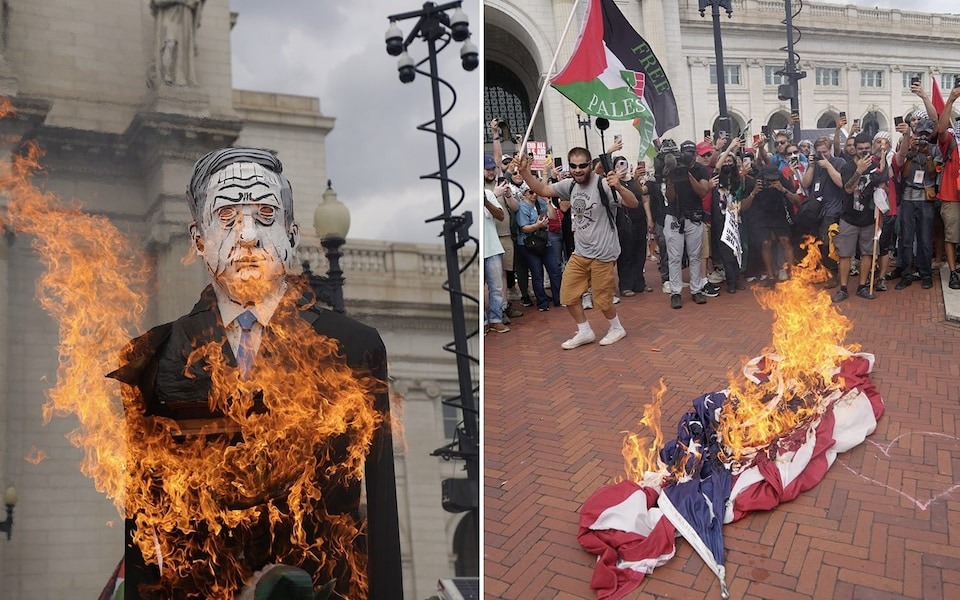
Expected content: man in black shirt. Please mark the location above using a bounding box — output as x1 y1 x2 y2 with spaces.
741 163 802 287
831 133 888 302
662 140 711 308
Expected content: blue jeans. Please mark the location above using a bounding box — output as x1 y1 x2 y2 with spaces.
548 230 564 271
484 253 505 325
898 200 935 277
518 242 561 309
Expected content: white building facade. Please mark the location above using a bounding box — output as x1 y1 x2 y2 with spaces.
484 0 960 159
0 1 478 598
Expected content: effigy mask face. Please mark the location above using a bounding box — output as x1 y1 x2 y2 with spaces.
191 161 300 305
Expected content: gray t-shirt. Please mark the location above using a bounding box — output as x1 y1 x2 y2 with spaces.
552 175 621 261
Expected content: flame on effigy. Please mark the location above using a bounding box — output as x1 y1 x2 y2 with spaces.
0 99 383 598
623 237 859 481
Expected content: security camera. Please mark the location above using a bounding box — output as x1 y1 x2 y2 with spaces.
460 39 478 72
398 52 415 83
385 21 403 56
450 7 469 42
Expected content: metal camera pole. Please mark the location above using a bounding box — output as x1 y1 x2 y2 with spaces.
385 2 479 509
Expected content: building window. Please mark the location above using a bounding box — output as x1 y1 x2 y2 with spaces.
484 62 531 144
709 64 741 85
815 68 840 87
902 72 924 88
861 69 884 88
764 66 786 86
441 400 459 440
942 73 960 91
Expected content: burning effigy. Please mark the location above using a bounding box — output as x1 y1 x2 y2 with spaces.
1 99 402 600
578 239 884 599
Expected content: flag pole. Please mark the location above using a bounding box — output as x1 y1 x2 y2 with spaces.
516 0 584 154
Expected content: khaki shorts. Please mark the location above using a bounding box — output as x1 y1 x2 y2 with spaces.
835 219 874 258
499 235 515 272
701 223 712 259
942 201 960 243
559 254 617 311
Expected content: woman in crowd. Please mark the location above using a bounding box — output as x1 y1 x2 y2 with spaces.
516 184 562 311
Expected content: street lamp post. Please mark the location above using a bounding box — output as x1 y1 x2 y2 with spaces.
308 180 351 314
0 485 17 540
384 2 479 515
576 113 591 152
699 0 733 137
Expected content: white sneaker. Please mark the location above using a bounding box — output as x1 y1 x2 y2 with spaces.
582 292 594 309
613 295 621 304
561 330 596 349
599 327 626 346
708 269 725 284
662 281 671 294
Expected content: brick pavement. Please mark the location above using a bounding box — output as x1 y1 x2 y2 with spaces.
483 271 960 599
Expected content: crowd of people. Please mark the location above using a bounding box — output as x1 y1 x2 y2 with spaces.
483 83 960 349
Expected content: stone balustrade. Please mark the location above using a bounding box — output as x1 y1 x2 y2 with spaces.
298 236 481 308
679 0 960 31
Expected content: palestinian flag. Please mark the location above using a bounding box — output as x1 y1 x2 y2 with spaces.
551 0 679 147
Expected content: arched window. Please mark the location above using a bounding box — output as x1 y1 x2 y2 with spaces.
484 62 531 144
817 112 838 129
768 111 790 133
711 114 746 137
453 509 479 576
861 111 887 138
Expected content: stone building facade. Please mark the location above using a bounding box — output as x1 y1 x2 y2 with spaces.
0 1 478 598
485 0 960 160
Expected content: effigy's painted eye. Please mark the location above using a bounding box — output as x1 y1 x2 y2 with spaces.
217 206 238 224
257 205 276 224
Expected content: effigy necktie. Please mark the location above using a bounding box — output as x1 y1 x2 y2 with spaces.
235 310 257 379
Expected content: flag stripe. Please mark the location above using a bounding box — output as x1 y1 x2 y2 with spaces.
551 0 606 85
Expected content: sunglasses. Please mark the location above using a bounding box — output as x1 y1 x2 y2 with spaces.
776 140 788 146
569 162 591 169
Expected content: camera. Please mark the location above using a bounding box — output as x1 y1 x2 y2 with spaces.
598 152 614 173
493 118 512 141
911 76 921 86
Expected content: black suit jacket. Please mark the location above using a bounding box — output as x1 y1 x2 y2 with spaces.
111 282 403 599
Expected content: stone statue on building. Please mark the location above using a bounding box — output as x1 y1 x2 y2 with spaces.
107 148 403 599
150 0 205 86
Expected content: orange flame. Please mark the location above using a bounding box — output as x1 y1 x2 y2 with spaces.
718 237 858 465
621 238 858 477
622 379 667 483
1 100 387 598
121 292 383 597
24 445 48 465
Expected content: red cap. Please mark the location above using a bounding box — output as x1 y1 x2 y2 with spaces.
696 141 714 156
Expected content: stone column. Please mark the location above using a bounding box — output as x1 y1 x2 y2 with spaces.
659 0 693 138
551 0 580 154
846 63 862 123
641 0 668 64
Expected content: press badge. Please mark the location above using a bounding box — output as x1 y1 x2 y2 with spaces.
913 169 925 185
